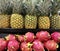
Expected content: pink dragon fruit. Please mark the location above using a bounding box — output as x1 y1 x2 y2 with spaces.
0 38 7 51
5 34 16 41
36 31 51 42
24 32 35 42
20 42 32 51
7 40 19 51
44 40 58 51
51 32 60 43
33 40 45 51
16 35 24 42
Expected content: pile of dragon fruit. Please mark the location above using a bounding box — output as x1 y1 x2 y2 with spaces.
0 31 60 51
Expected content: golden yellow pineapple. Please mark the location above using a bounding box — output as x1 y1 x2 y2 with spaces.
0 14 10 28
25 15 37 29
10 14 24 29
50 14 60 29
38 16 50 29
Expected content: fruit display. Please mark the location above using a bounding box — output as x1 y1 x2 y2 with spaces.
0 31 59 51
10 14 24 28
0 0 60 29
0 0 60 51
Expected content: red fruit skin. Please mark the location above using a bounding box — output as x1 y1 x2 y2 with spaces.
51 32 60 43
0 38 7 51
33 40 44 51
36 31 51 42
17 35 24 42
8 40 19 51
44 40 58 51
20 42 32 51
5 34 16 41
49 50 57 51
25 32 35 42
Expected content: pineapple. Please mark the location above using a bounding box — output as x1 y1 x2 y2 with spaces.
25 15 37 29
10 14 24 29
24 0 37 29
37 0 51 29
50 14 60 29
0 15 10 28
38 16 50 29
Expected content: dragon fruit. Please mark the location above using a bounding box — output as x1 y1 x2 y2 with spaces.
7 40 19 51
24 32 35 42
16 35 24 42
5 34 16 41
0 38 7 51
33 40 45 51
44 40 58 51
20 42 32 51
36 31 51 42
51 32 60 43
49 50 57 51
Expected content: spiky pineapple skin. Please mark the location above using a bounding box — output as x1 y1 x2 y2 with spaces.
38 16 50 29
25 15 37 29
0 14 10 28
10 14 24 29
50 15 60 29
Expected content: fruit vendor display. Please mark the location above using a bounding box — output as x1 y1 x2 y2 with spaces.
10 14 24 28
0 31 59 51
0 0 60 29
0 0 60 51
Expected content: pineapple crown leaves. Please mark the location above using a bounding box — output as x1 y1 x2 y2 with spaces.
51 0 60 15
0 0 6 14
4 1 13 15
39 0 52 16
21 0 32 15
21 0 39 16
33 0 52 16
0 0 13 15
12 0 22 14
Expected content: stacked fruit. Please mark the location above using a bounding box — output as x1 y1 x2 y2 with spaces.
0 31 60 51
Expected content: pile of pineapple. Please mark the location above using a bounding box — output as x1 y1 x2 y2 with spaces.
0 0 60 29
